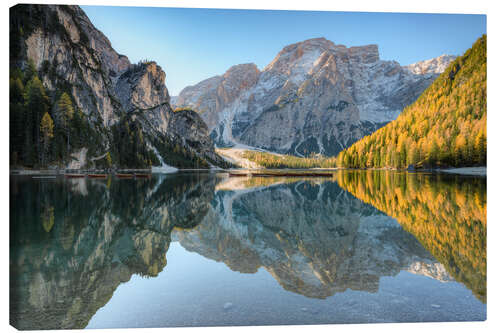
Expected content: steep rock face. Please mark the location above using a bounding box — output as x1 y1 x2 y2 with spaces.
175 38 455 156
115 61 170 111
168 109 227 165
10 4 226 168
113 61 228 167
175 63 260 132
12 5 130 128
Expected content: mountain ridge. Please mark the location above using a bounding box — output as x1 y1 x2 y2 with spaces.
174 37 455 157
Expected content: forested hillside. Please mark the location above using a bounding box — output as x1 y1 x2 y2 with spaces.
337 35 486 169
10 62 112 168
241 150 336 169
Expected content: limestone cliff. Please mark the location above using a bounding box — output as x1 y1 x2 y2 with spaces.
10 4 227 168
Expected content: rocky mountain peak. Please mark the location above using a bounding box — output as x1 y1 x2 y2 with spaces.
346 44 380 63
224 63 260 78
173 37 455 157
264 37 334 74
298 37 334 52
275 37 334 55
175 63 261 131
405 54 457 75
221 63 260 96
115 61 170 111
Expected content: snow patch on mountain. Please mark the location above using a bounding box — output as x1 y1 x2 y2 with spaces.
405 54 457 75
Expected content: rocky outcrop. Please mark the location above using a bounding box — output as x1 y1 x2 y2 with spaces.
12 5 130 128
175 38 455 156
114 61 228 167
115 61 170 112
175 63 260 131
10 4 226 168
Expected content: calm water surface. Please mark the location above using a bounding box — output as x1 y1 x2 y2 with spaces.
10 171 486 329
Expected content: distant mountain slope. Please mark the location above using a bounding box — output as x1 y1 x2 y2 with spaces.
338 35 486 169
404 55 457 75
175 37 455 157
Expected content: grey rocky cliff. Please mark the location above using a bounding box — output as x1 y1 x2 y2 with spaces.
115 61 170 112
113 61 227 166
176 63 260 131
14 5 130 128
10 4 226 168
175 38 455 156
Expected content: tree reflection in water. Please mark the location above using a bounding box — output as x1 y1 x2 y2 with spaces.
337 170 486 302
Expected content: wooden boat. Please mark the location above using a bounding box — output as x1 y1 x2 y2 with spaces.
88 174 108 178
134 173 151 178
116 173 134 178
65 174 85 178
228 173 248 177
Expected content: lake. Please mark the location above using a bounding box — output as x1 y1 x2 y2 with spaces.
9 170 486 329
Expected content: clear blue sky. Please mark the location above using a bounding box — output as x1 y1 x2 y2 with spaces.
81 5 486 95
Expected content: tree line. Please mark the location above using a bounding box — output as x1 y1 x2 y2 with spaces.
10 60 98 168
9 60 210 170
241 150 336 169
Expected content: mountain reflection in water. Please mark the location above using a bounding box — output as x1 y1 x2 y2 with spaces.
9 171 486 329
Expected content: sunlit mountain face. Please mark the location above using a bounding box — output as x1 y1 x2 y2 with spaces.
10 171 486 329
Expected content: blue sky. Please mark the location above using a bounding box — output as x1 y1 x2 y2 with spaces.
81 6 486 95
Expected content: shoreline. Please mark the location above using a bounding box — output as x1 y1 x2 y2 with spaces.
438 167 486 176
10 166 486 176
9 168 222 176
